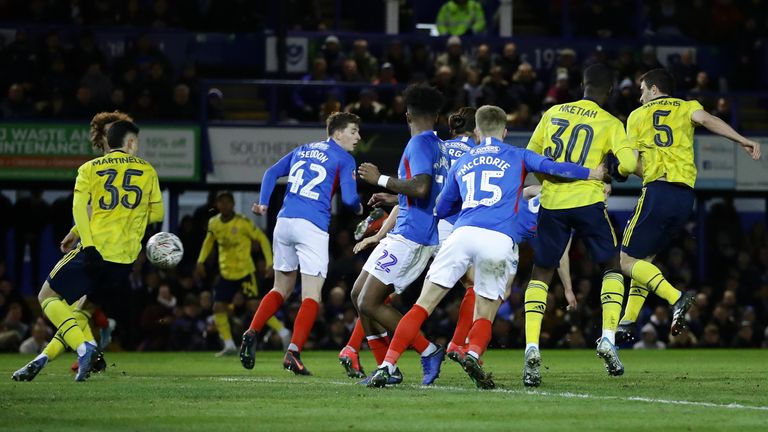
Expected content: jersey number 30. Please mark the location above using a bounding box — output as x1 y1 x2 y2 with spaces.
288 160 327 200
97 169 143 210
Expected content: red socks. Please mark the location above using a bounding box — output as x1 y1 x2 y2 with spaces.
347 319 365 351
384 305 429 365
249 291 284 332
467 318 492 357
367 335 390 364
451 287 475 348
290 298 319 351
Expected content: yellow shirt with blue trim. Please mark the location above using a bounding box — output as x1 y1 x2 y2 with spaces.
73 150 163 264
527 99 634 210
627 97 702 188
197 213 273 281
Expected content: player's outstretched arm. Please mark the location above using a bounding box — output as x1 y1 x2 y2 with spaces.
522 149 604 180
340 157 363 215
358 162 431 199
368 192 398 208
692 110 761 160
258 152 294 212
522 184 541 199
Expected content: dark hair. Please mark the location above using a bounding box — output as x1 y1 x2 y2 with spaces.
448 107 477 136
640 68 675 95
403 84 444 118
90 111 134 151
582 64 615 92
216 190 234 202
106 120 140 149
326 112 361 136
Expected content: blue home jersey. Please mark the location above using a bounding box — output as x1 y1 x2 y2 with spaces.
439 135 476 225
435 137 589 243
512 195 540 244
259 138 360 231
390 131 443 246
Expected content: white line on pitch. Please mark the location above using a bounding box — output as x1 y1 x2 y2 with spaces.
214 376 768 412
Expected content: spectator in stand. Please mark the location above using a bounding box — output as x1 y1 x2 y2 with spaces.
687 71 714 111
463 67 483 108
436 0 486 36
80 61 113 111
611 78 640 123
345 88 384 123
383 40 410 83
470 43 493 78
382 94 406 123
435 36 469 85
339 58 366 102
164 84 197 120
12 189 48 291
544 70 576 107
19 318 51 354
710 97 733 126
638 45 663 73
481 65 512 112
132 88 158 120
410 43 435 83
508 62 545 115
110 88 129 113
433 65 464 115
170 294 207 351
1 83 34 119
672 49 699 91
496 42 521 80
66 84 95 119
350 39 378 81
551 48 580 90
292 57 337 121
613 47 638 81
320 35 345 78
372 62 397 106
507 103 532 129
633 323 666 349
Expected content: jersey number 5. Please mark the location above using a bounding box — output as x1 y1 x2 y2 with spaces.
546 118 594 166
97 169 144 210
288 160 327 200
652 110 674 147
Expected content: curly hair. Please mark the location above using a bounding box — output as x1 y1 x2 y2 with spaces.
89 111 134 151
402 84 444 118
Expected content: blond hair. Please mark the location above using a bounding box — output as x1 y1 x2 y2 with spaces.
89 111 134 151
475 105 507 137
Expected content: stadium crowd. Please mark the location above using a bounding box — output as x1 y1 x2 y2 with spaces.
0 1 765 126
0 191 767 354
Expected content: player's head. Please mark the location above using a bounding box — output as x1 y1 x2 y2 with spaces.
106 120 140 154
90 111 134 152
474 105 507 140
326 112 361 152
582 64 615 101
216 190 235 216
403 84 444 128
639 68 674 104
448 107 477 139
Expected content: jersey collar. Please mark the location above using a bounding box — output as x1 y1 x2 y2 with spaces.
107 149 128 155
483 136 505 146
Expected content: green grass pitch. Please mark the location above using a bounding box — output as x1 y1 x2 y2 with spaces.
1 349 767 431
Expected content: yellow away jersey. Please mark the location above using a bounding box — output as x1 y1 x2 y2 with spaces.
527 99 634 209
74 150 162 263
197 213 273 280
626 97 702 188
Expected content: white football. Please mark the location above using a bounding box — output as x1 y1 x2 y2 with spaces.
146 232 184 269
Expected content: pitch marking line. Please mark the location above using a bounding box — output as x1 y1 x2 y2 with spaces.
215 376 768 412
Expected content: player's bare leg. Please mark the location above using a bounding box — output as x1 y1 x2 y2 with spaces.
241 270 296 370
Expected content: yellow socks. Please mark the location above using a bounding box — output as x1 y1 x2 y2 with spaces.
214 312 233 342
73 309 95 343
42 334 67 360
620 280 648 323
601 271 625 332
266 316 284 332
41 297 85 351
524 280 549 347
630 260 681 305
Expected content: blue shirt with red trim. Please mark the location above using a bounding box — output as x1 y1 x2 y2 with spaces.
435 137 589 243
438 135 476 225
390 130 443 246
512 194 540 244
259 138 360 231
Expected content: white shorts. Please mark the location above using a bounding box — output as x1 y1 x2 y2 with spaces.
362 234 436 294
272 217 329 278
427 226 519 301
432 219 455 256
